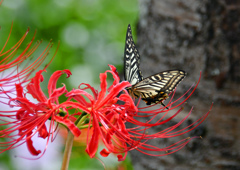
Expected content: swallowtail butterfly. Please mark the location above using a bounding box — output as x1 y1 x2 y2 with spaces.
124 24 186 105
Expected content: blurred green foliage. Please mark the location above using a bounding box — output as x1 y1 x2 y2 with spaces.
0 0 139 89
0 0 138 169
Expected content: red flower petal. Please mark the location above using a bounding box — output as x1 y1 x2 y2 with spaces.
26 132 41 156
48 70 71 96
26 70 47 102
54 116 81 137
85 112 100 158
100 148 110 157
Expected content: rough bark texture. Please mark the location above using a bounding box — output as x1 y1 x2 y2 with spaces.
129 0 240 169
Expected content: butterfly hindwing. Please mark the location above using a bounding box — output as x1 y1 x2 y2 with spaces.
131 70 186 105
124 24 143 85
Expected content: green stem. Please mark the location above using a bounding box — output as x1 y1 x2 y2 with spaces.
61 130 74 170
61 112 89 169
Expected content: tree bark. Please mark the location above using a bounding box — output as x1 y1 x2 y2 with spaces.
129 0 240 169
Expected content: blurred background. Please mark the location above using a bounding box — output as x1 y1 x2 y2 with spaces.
0 0 138 169
1 0 240 170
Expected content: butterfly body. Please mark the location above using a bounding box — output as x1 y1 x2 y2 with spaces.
124 24 186 105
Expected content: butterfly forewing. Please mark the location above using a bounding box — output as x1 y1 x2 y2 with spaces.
124 24 143 85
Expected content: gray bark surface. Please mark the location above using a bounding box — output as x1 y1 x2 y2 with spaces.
129 0 240 169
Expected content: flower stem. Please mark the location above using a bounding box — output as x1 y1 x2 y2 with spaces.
61 130 74 170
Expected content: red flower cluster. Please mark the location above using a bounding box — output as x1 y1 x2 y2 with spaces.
0 69 81 156
0 26 77 157
65 65 137 161
0 26 212 161
63 65 212 161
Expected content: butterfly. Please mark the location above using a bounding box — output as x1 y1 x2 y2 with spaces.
124 24 186 106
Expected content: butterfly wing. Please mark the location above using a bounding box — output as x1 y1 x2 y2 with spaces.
124 24 143 85
123 25 186 106
132 70 186 105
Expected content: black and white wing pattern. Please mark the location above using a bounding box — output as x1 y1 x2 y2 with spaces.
123 24 186 105
124 24 143 85
130 70 186 105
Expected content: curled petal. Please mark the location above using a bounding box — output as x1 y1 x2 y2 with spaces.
54 116 81 137
26 70 47 102
66 89 95 104
26 132 41 156
50 84 67 98
49 84 68 104
107 65 120 87
94 81 131 110
48 69 71 96
100 148 110 157
38 124 48 139
79 83 98 100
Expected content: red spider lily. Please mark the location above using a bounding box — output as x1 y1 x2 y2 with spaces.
65 65 212 161
64 65 136 159
0 24 55 97
0 69 81 157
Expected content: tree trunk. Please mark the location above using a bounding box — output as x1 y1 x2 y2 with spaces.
129 0 240 169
